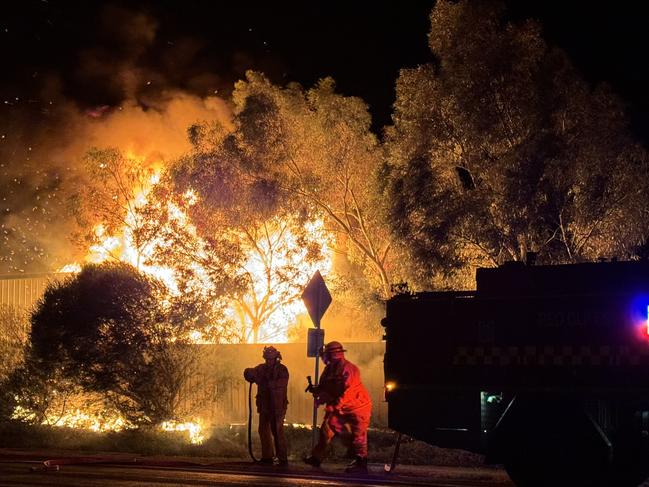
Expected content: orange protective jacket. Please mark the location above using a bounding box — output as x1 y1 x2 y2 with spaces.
316 358 372 414
245 362 289 416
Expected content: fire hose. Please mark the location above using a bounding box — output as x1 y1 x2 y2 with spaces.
247 381 260 463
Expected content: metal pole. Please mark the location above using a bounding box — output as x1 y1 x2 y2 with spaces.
311 315 320 449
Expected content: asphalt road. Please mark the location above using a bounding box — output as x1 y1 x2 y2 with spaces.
0 462 513 487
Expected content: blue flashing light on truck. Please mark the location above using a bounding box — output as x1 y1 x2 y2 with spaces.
382 261 649 487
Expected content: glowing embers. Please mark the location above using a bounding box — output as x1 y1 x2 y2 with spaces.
45 409 128 433
12 403 129 433
13 402 205 444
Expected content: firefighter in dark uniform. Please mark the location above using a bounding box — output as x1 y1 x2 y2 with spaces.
304 341 372 473
244 346 289 466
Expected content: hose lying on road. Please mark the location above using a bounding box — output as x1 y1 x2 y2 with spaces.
28 457 202 472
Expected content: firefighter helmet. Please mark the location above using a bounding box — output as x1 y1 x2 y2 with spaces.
321 341 346 356
263 345 281 360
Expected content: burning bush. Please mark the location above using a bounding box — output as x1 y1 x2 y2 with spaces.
21 262 195 425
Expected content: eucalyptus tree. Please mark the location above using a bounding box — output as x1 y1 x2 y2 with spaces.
384 0 649 287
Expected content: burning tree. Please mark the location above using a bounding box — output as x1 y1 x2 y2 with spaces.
384 0 649 287
70 148 165 270
65 130 332 344
65 143 244 342
59 72 406 342
229 216 330 343
190 73 407 300
163 130 332 343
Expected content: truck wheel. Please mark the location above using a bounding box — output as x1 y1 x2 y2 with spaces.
492 396 611 487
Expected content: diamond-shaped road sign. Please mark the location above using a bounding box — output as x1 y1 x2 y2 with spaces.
301 270 332 328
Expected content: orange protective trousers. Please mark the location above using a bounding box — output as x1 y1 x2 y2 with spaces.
311 406 371 460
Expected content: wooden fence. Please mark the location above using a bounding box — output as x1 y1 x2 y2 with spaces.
0 273 64 311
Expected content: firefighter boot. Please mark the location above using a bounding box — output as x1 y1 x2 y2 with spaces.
345 456 368 474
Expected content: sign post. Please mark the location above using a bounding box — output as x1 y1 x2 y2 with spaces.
301 270 332 448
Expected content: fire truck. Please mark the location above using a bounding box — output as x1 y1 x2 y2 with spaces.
382 261 649 487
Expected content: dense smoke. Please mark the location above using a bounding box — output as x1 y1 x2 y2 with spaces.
0 5 231 274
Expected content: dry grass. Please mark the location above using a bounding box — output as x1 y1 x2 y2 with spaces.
0 420 485 466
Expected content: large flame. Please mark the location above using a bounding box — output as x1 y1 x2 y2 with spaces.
59 151 334 343
229 218 333 343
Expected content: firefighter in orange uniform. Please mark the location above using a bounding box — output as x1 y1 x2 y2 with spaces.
304 341 372 473
244 346 289 466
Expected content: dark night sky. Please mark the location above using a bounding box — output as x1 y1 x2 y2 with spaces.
1 1 649 135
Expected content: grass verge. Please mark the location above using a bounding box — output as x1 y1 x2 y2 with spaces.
0 420 485 466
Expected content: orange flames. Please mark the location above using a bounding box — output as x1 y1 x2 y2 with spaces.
229 218 333 343
12 405 205 444
59 151 333 344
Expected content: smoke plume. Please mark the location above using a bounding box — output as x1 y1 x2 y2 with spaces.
0 5 232 274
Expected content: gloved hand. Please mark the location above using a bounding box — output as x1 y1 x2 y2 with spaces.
305 376 315 393
243 368 256 383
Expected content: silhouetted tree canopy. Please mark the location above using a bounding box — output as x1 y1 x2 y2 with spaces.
384 0 649 288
